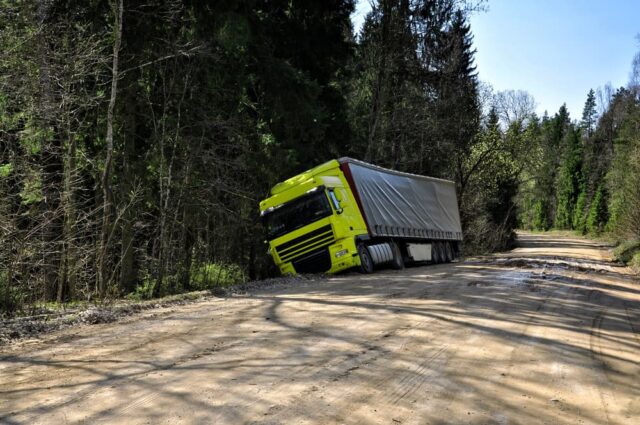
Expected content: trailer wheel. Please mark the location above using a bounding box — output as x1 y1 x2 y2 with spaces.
437 242 447 264
358 244 374 274
444 242 453 263
390 242 405 270
432 242 441 264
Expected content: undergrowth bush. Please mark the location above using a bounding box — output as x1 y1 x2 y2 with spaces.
190 263 246 290
0 272 27 315
629 252 640 273
126 278 156 301
612 240 640 264
124 262 245 301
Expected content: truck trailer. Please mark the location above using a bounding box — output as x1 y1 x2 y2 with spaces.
259 158 463 275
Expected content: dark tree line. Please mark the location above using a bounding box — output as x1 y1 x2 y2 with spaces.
1 0 361 311
7 0 637 313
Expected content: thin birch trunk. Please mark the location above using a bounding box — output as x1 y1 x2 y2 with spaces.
98 0 123 298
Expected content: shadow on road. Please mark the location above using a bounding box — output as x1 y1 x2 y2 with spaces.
1 233 639 424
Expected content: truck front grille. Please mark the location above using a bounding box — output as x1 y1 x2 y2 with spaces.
292 248 331 274
275 224 334 264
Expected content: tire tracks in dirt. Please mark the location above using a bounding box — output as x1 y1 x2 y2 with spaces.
254 313 443 423
589 309 613 425
623 302 640 345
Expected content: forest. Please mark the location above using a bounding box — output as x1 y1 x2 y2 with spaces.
1 0 639 313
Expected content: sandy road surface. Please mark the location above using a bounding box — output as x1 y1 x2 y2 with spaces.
1 232 639 425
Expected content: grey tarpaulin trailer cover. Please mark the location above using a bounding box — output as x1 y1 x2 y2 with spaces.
339 157 463 241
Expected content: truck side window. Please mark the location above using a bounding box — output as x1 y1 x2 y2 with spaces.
327 188 343 214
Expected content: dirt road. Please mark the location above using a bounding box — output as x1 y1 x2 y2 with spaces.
1 232 639 425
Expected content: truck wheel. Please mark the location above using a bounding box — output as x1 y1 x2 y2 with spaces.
390 242 405 270
358 244 374 274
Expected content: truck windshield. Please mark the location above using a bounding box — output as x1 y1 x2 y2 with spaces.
263 190 332 240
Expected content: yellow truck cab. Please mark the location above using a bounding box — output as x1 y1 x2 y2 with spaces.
259 158 463 275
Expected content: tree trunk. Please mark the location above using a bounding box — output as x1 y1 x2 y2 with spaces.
98 0 123 298
58 129 77 302
119 87 139 294
37 1 63 302
364 0 391 162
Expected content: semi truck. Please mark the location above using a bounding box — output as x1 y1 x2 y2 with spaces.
259 158 463 275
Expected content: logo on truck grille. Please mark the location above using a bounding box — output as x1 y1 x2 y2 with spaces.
275 224 334 263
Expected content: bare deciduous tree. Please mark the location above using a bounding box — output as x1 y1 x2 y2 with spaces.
494 89 536 126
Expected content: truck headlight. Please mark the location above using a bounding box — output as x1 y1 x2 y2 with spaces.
335 249 348 258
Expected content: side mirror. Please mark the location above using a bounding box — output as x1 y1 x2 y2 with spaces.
327 188 343 214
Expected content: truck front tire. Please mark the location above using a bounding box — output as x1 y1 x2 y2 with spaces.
358 244 374 274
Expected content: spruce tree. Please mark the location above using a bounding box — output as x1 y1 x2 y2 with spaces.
572 185 587 233
581 89 597 139
555 128 582 229
587 185 608 234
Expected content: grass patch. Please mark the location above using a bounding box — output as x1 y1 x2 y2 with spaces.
191 262 246 290
125 262 246 301
630 252 640 274
612 240 640 264
126 278 156 301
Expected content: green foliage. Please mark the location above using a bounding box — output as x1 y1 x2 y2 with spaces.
586 185 607 234
521 106 572 231
554 200 571 229
572 187 587 233
19 172 42 205
0 163 13 178
465 112 525 251
612 239 640 274
190 263 246 290
11 0 638 311
125 262 245 300
19 122 53 155
630 252 640 273
613 240 640 264
350 1 479 177
580 88 597 138
126 278 156 301
532 200 549 231
554 128 582 229
604 94 640 238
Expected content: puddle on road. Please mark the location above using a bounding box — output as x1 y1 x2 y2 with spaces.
467 269 538 291
496 270 533 286
486 257 620 275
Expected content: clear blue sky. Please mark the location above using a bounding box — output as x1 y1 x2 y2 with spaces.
352 0 640 120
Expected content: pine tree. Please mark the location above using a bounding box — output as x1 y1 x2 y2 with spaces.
533 200 549 231
587 185 608 234
350 0 480 178
555 128 582 229
444 9 481 192
530 106 570 229
572 185 587 233
580 89 597 139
